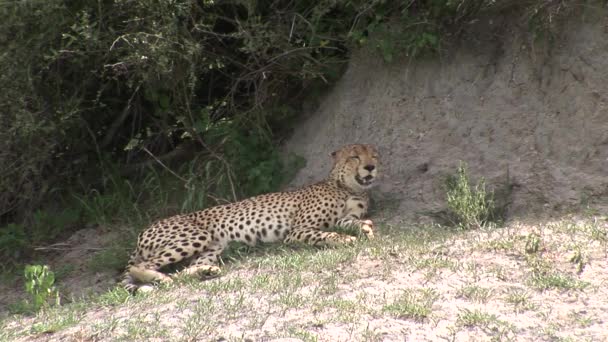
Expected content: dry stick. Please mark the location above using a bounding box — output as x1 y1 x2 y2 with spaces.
142 147 188 183
288 14 296 42
34 243 105 252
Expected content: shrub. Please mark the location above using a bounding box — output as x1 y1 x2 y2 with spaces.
23 265 60 312
445 162 496 229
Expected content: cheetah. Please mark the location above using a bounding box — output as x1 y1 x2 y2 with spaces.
121 144 380 292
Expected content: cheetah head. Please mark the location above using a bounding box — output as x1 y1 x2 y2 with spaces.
329 144 380 193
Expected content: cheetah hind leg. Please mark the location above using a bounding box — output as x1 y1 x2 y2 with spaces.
129 261 173 286
175 246 223 280
121 253 170 293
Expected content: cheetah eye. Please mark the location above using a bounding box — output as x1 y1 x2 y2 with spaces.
349 156 360 161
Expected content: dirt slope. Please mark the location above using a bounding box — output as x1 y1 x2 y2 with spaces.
285 11 608 221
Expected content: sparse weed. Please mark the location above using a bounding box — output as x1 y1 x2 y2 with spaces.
528 271 589 291
588 221 608 244
456 308 497 328
486 264 511 282
456 308 515 339
117 312 171 340
95 287 133 307
180 297 215 340
458 284 492 303
361 325 385 342
526 254 589 291
481 238 516 252
540 324 577 342
524 233 543 254
286 326 319 342
568 246 588 274
504 289 536 312
383 288 438 322
567 310 595 328
29 309 80 335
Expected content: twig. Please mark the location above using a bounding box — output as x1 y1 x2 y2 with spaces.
34 244 106 252
288 14 296 42
100 84 141 148
142 147 189 183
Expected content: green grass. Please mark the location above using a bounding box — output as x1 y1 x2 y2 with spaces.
504 288 536 312
528 271 589 291
3 212 607 341
457 284 493 303
382 288 438 322
567 310 595 328
456 308 515 339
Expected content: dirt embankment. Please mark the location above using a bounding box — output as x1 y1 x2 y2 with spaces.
285 10 608 221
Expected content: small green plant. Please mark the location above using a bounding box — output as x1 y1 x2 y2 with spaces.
456 308 498 328
383 288 438 321
457 284 492 303
456 308 515 338
569 247 587 274
524 233 542 254
528 271 589 291
24 264 60 312
505 289 536 312
445 162 496 229
588 222 608 244
526 253 589 291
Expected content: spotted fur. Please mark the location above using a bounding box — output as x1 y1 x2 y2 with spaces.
121 144 380 292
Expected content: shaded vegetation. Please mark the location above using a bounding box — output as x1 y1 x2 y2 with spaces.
0 0 580 267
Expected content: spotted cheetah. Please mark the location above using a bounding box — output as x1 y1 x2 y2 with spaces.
121 144 379 292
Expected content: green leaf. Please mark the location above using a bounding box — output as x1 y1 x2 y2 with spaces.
159 94 171 110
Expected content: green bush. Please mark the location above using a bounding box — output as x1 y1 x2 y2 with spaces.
23 265 60 312
0 0 358 219
0 0 573 265
445 162 496 229
2 0 518 222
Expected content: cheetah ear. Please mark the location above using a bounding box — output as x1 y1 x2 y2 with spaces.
330 150 338 159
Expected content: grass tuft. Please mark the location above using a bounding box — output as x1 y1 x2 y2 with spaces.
383 288 438 322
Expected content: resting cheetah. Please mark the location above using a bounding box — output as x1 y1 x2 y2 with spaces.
121 144 379 292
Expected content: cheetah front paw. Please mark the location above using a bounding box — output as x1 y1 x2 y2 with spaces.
360 219 375 239
178 265 222 279
326 232 357 246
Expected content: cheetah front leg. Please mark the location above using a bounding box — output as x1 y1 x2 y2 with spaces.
336 217 375 239
336 197 375 239
284 227 356 247
176 243 224 279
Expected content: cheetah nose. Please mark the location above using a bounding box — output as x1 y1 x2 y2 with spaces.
364 165 375 172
